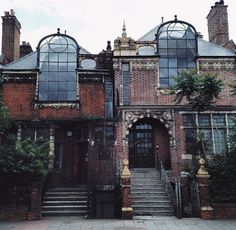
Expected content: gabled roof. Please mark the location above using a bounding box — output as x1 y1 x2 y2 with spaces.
137 25 236 57
0 46 92 70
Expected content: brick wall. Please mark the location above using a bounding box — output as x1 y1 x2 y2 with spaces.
3 81 105 120
212 203 236 219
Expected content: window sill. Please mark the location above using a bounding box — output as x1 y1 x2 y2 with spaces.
35 101 80 109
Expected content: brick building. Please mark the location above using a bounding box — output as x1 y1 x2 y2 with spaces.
0 0 236 218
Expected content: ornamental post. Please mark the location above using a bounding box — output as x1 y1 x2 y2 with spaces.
121 159 133 219
197 158 213 219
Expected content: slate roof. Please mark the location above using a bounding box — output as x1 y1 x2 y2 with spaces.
137 25 236 57
0 46 92 70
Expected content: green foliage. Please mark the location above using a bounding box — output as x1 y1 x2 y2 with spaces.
0 136 49 179
173 70 223 111
0 74 10 133
208 151 236 203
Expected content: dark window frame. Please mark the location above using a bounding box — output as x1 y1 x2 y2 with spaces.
156 19 198 87
36 31 80 103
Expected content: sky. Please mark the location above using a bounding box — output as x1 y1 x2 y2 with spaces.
0 0 236 54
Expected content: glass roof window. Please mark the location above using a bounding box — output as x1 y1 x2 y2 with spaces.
37 30 79 102
156 18 198 87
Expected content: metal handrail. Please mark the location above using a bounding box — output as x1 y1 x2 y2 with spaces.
160 161 182 218
160 161 176 206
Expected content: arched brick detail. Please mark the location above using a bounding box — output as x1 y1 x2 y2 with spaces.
123 110 175 147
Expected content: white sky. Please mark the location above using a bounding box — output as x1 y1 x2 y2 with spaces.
0 0 236 54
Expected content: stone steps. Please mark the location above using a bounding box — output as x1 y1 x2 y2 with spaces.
42 186 88 217
131 168 174 216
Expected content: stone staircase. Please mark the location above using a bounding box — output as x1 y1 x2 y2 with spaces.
42 186 87 217
131 168 174 216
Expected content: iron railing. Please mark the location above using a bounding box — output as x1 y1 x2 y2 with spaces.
87 144 120 218
160 161 182 218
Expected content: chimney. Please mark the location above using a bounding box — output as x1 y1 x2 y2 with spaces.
1 9 21 63
20 41 33 58
206 0 229 46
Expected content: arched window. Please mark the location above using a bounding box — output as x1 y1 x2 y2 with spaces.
156 18 198 87
37 30 79 102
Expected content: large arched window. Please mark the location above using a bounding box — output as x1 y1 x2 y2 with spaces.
156 18 198 87
37 30 79 102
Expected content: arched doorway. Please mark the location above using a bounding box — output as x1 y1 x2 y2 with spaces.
129 120 154 168
128 119 171 169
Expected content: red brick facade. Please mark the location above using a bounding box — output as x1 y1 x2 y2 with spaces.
1 2 236 219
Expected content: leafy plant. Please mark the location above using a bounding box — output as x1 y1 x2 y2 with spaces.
0 136 49 179
208 151 236 203
173 69 223 111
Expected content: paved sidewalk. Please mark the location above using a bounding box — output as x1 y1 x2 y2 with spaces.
0 216 236 230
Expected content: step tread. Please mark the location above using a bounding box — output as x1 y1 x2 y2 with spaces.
43 200 87 204
42 210 87 214
42 205 87 209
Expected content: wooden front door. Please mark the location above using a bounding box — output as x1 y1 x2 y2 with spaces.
129 122 154 168
51 127 88 185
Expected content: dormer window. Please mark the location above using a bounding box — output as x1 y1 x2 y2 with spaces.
156 18 198 87
37 30 79 102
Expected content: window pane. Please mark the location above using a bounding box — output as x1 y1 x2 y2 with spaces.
68 82 76 91
178 59 187 67
48 72 58 81
212 115 225 127
58 53 67 62
159 58 168 67
169 77 176 86
185 129 197 154
39 82 48 91
22 128 35 140
58 92 68 100
48 82 58 92
160 68 168 78
177 40 186 48
184 114 196 127
214 129 227 155
37 128 49 140
200 129 213 153
49 63 58 71
68 91 76 100
159 40 168 48
169 68 177 77
169 59 177 67
58 82 68 91
198 114 210 127
168 40 177 48
168 49 177 57
48 92 58 101
187 40 196 48
178 49 187 58
160 78 169 86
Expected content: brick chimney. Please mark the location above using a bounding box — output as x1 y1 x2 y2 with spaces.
206 0 229 46
20 41 33 58
1 9 21 63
